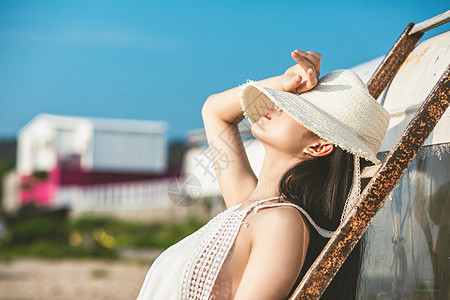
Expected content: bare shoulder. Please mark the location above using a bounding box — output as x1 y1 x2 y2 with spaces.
249 203 310 245
233 203 310 299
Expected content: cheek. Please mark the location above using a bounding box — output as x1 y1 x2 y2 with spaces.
275 120 305 152
252 117 306 154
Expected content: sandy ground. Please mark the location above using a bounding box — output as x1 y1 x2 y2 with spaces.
0 258 154 300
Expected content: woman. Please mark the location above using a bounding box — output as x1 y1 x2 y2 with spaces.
137 50 390 300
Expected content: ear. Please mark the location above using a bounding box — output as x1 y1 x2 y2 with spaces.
303 141 334 157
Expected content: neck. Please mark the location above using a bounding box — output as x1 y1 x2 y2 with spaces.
247 145 304 202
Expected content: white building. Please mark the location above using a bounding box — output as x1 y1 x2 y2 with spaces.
11 114 177 219
17 113 168 175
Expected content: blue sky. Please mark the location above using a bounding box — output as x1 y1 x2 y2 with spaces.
0 0 448 143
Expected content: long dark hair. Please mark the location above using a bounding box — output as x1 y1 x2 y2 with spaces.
278 146 367 300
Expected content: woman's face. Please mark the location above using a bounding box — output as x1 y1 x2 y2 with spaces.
251 105 321 157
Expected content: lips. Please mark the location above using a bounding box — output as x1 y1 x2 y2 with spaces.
262 109 271 120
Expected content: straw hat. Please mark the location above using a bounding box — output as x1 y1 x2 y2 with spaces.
239 69 390 165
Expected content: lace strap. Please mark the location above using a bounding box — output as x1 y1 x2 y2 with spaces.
236 196 285 212
254 202 335 239
340 155 361 223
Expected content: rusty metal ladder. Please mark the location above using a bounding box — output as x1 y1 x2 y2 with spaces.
289 10 450 300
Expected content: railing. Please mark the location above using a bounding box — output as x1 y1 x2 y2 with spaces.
55 178 173 212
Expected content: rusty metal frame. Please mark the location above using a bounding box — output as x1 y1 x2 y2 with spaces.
366 23 423 99
288 14 450 299
367 10 449 100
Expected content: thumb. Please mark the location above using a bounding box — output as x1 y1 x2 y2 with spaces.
290 74 302 91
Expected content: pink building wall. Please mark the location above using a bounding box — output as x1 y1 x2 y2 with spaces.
20 166 60 206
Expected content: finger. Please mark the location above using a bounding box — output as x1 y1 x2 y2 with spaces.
293 50 319 73
305 51 321 72
291 74 302 88
291 51 315 73
296 50 321 73
305 51 322 63
294 70 316 93
296 50 321 65
305 68 318 88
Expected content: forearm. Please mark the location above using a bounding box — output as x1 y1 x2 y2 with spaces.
202 75 283 125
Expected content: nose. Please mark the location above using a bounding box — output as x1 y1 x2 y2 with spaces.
274 105 282 112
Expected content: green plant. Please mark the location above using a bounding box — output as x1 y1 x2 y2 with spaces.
31 170 49 181
1 213 207 260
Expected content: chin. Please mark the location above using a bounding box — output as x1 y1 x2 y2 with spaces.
250 121 264 140
251 122 275 147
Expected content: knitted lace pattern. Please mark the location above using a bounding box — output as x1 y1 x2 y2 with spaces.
180 196 282 300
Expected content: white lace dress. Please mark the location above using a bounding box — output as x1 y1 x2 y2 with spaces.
136 196 327 300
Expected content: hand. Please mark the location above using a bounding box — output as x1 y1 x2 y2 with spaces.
279 50 321 94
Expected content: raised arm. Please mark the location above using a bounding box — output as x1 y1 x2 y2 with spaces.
201 50 321 209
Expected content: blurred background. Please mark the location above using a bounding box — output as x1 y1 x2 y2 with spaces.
0 1 449 299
